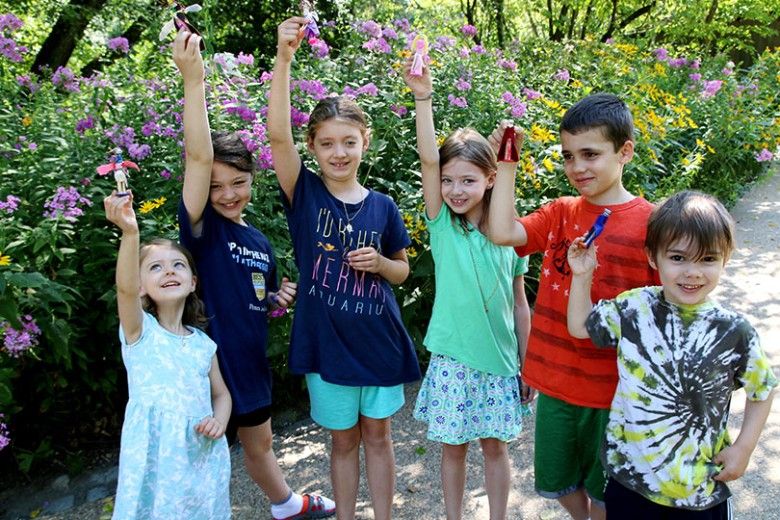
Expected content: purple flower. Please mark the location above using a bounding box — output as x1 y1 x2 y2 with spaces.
382 27 398 40
755 148 775 162
431 36 456 51
471 44 486 54
105 125 136 149
362 37 391 54
260 71 273 83
605 37 615 44
310 39 329 58
0 13 23 32
553 69 570 82
653 48 669 61
0 35 27 62
290 106 310 127
75 115 96 134
107 36 129 53
27 142 36 151
523 87 542 100
293 79 329 101
141 120 160 137
459 46 470 58
236 52 254 66
43 187 92 221
51 66 80 93
498 59 517 71
224 102 257 122
501 91 527 118
0 414 9 451
393 18 410 32
701 80 723 98
1 315 41 357
257 145 273 169
460 24 477 37
358 83 378 96
689 73 702 82
447 94 468 108
668 57 688 68
359 20 382 38
690 59 701 69
455 77 471 91
159 169 171 180
16 74 39 93
128 143 151 161
390 104 408 117
0 194 20 213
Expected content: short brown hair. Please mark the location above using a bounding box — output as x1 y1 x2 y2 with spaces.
212 131 256 175
139 239 209 330
645 190 735 263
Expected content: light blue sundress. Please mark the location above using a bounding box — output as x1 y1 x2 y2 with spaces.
114 312 230 519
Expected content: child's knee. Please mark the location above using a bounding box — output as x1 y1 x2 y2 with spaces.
479 438 508 459
331 426 361 453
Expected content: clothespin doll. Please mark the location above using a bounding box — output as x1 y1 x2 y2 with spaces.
97 148 139 196
409 35 428 77
301 0 321 44
159 2 206 51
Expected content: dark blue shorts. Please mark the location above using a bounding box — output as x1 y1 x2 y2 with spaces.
605 478 732 519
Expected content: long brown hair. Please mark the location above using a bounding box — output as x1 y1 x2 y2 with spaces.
306 96 369 142
438 128 496 233
138 239 209 330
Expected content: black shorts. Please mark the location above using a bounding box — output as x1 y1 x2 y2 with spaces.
605 478 732 520
226 405 272 445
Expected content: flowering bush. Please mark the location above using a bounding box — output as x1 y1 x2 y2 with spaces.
0 9 778 473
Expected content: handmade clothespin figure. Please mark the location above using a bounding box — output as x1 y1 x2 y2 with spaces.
409 35 428 77
159 2 205 51
497 125 520 163
301 0 320 44
97 148 140 196
582 209 612 247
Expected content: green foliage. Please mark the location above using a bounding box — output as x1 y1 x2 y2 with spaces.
0 6 778 477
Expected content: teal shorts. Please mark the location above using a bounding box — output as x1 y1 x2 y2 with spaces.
534 392 610 504
305 373 405 430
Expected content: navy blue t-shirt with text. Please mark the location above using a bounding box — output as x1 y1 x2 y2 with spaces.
282 165 420 386
178 200 278 414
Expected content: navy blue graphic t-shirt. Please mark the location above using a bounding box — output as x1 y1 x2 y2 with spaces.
179 200 278 413
282 165 420 386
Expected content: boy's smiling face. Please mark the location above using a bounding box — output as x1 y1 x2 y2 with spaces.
561 127 634 205
648 238 726 306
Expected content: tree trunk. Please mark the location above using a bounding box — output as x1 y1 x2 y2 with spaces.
608 1 656 40
567 8 579 39
31 0 109 74
580 0 595 39
492 0 506 48
704 0 718 24
547 0 555 39
601 0 620 42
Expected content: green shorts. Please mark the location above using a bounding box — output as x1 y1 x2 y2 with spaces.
305 373 405 430
534 392 610 504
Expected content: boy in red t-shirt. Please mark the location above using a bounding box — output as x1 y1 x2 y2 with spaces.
488 93 658 520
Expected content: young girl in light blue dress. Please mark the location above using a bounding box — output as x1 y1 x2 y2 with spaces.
403 58 533 519
105 190 232 519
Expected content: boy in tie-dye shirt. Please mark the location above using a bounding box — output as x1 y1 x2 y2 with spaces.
567 190 777 518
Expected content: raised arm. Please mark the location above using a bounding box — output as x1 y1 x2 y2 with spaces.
267 17 307 203
174 29 212 235
486 123 528 246
566 237 596 339
402 58 442 219
104 192 143 344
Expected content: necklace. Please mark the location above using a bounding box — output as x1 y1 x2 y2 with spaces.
467 232 500 314
341 190 366 233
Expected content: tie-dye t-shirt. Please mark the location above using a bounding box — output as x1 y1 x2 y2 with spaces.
587 286 778 510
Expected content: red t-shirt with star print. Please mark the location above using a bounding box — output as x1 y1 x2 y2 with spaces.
515 196 659 408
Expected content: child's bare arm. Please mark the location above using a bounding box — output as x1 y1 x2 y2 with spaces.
104 192 143 344
196 355 232 439
268 17 307 203
513 275 535 404
174 29 213 234
566 237 597 338
713 390 775 482
486 123 528 246
402 57 441 218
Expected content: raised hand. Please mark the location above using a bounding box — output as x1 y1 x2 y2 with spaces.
487 120 524 160
172 27 204 85
567 236 598 276
402 55 432 99
277 17 307 63
104 191 138 235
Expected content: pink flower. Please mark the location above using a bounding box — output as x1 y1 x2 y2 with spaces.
471 44 486 54
359 20 382 38
701 80 723 98
260 71 273 83
0 194 20 213
689 73 702 82
311 38 329 58
523 87 542 100
459 47 470 58
52 66 80 93
653 48 669 61
236 52 254 66
0 414 9 451
498 59 517 71
362 37 392 54
159 169 171 179
553 69 570 82
128 143 151 161
390 104 408 117
447 94 468 108
455 77 471 91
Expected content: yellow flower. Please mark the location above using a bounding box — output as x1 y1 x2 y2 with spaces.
542 157 555 173
21 115 32 127
530 124 556 143
615 43 638 55
398 49 411 59
138 197 166 214
542 97 561 110
570 79 583 89
0 252 11 266
407 247 418 258
654 63 667 76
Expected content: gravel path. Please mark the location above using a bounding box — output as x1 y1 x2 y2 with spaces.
9 167 779 520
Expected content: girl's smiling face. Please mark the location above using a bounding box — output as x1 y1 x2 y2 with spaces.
307 118 369 185
139 245 196 306
440 158 494 227
209 161 253 224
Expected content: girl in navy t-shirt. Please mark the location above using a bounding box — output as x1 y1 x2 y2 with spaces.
268 16 420 520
